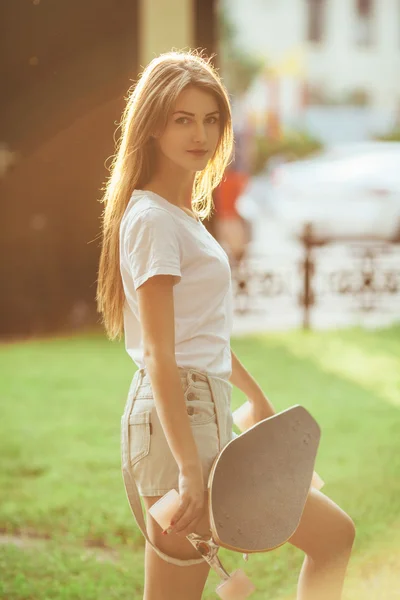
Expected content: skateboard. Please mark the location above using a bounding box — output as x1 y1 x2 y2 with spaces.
149 403 322 599
233 401 325 491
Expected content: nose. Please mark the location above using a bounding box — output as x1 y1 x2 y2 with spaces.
192 121 207 144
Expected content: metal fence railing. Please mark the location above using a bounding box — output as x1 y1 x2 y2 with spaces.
231 224 400 330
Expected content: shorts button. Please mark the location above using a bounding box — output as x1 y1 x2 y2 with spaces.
187 406 195 415
187 392 198 401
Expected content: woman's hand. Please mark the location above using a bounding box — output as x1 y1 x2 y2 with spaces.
233 394 275 432
166 465 206 538
246 394 275 425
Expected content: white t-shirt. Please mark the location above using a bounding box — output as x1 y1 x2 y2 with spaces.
119 190 233 380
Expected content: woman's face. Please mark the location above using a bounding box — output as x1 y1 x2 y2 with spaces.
155 86 221 173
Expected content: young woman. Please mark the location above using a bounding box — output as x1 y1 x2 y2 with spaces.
96 51 355 600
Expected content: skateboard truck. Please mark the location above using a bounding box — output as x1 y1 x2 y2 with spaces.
186 532 256 599
149 490 256 598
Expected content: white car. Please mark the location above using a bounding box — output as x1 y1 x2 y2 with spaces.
269 142 400 243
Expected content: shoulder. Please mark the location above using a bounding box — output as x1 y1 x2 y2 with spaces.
121 193 177 234
120 193 182 259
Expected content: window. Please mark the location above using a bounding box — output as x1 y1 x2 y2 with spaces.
355 0 374 46
307 0 326 43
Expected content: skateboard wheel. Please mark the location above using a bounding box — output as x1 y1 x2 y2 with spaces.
216 569 256 600
148 489 180 531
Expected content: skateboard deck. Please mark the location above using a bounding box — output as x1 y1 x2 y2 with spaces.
208 405 321 553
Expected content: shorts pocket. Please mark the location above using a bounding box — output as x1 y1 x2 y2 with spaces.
128 411 151 467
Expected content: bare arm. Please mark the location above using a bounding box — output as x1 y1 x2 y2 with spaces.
230 348 325 488
229 347 276 417
136 274 202 476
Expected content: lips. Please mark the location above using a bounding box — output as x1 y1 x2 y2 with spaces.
187 150 208 156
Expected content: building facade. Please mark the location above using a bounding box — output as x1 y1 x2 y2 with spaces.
227 0 400 110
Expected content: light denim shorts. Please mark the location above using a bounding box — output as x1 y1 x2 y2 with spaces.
121 366 237 497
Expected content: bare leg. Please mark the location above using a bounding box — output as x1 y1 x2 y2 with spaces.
288 488 356 600
141 491 211 600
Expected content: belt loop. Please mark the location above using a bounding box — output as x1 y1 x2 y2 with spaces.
186 368 194 387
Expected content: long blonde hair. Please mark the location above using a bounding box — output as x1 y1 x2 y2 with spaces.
96 50 234 340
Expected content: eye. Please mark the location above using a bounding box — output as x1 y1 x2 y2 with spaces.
206 116 219 125
175 117 191 125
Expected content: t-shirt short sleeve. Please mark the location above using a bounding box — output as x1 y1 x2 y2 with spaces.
125 207 181 290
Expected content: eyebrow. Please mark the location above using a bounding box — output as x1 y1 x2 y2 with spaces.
172 110 220 117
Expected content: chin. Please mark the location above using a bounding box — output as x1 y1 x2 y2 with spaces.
167 155 209 173
185 158 210 172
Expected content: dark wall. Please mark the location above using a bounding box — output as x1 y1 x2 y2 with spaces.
194 0 217 62
0 0 218 338
194 0 219 238
0 0 139 337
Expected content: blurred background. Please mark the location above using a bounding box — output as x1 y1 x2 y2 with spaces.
1 2 399 600
215 0 400 334
1 0 399 338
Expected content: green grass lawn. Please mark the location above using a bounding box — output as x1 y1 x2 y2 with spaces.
1 325 399 599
